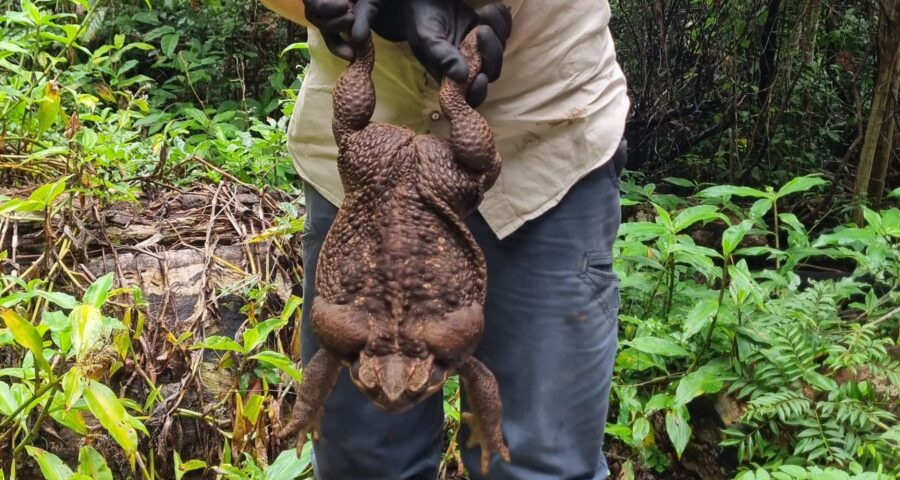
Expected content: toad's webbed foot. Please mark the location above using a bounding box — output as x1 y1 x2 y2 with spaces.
459 357 510 475
275 349 342 454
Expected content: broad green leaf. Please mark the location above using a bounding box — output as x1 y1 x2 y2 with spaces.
83 272 115 308
28 178 67 206
698 184 769 199
244 394 265 425
196 335 244 353
37 81 61 137
802 371 837 392
267 443 313 480
616 347 665 372
631 417 651 443
50 406 89 435
674 369 723 406
0 41 28 55
672 244 722 281
70 304 101 359
182 107 209 126
281 42 310 57
683 298 718 339
174 451 207 480
644 393 672 413
776 175 828 198
25 446 73 480
161 33 180 57
62 369 83 410
652 203 675 231
0 308 50 373
728 260 764 308
618 221 667 240
0 381 20 416
813 227 876 247
34 290 78 310
78 445 113 480
663 177 695 188
243 317 287 352
281 295 303 323
722 220 753 256
748 198 773 222
84 380 138 459
630 336 690 358
665 407 692 459
673 205 723 232
778 465 809 477
251 351 303 383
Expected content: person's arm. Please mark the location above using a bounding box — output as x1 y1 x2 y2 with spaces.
261 0 309 27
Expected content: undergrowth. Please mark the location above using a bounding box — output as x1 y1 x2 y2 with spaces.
1 1 898 479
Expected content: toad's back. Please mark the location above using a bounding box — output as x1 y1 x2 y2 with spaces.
316 123 487 324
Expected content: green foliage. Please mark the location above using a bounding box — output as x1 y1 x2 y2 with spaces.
2 1 898 480
1 0 304 193
610 173 899 476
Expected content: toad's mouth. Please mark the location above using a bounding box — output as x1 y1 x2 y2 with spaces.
348 352 448 413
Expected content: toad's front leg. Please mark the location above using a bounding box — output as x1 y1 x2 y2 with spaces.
458 357 510 475
276 349 342 453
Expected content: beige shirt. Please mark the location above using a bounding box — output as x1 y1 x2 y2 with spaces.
287 0 630 239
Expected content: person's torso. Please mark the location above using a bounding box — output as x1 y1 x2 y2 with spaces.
288 0 631 238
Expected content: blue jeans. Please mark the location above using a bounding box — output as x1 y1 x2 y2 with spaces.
299 146 623 479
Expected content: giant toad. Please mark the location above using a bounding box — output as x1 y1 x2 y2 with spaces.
276 27 509 473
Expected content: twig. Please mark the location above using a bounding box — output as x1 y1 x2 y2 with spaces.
12 385 60 459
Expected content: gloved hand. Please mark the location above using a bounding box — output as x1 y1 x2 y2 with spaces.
305 0 512 106
404 1 512 106
302 0 404 61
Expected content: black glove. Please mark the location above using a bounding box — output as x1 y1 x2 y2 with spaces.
302 0 404 60
305 0 512 106
404 1 512 106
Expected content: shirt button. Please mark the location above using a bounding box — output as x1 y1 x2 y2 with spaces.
429 111 441 121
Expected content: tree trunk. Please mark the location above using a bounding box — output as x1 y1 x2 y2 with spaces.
867 57 900 207
853 0 900 217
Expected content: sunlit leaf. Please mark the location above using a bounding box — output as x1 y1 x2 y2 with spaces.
722 220 753 256
84 380 139 460
195 335 244 353
775 175 828 198
62 369 84 410
698 185 769 199
0 308 51 373
683 298 718 339
25 446 73 480
251 351 303 383
267 443 313 480
673 205 723 232
78 445 113 480
83 272 115 308
630 336 690 358
665 407 692 459
675 368 723 406
243 317 287 352
161 33 180 57
37 81 61 137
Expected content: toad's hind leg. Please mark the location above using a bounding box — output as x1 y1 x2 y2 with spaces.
333 35 375 145
439 27 499 174
276 349 342 453
459 357 510 475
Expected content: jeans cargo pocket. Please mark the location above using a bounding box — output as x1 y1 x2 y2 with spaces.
580 251 621 321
